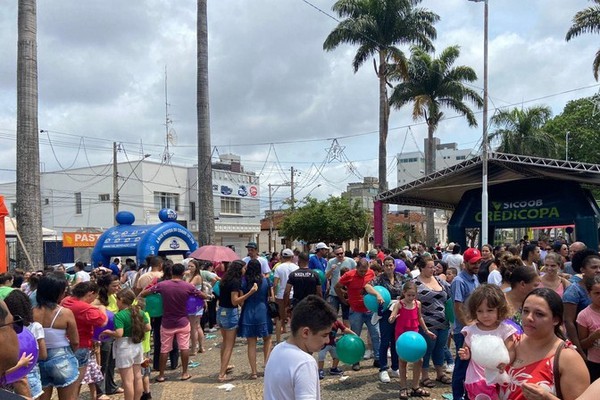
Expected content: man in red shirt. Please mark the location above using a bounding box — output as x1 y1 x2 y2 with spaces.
334 258 380 371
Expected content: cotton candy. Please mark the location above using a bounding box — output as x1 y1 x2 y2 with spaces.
471 334 510 384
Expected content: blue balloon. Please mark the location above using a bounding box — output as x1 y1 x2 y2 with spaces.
363 285 392 313
396 331 427 362
394 259 407 275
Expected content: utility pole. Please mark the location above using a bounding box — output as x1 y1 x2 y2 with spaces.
268 184 273 253
290 166 295 210
113 142 119 222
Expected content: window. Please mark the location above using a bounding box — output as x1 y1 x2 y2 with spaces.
10 202 17 217
399 157 418 164
75 192 82 214
220 197 241 214
456 155 467 161
99 194 110 202
190 202 196 221
154 192 180 211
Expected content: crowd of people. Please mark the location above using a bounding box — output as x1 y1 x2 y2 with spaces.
0 237 600 399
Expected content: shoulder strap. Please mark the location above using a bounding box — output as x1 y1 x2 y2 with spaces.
50 306 63 328
553 341 565 399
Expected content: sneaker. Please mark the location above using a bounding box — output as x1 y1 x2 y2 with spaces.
445 363 454 373
352 363 361 371
318 369 325 380
363 350 373 359
390 369 400 377
329 367 343 376
379 370 391 383
207 327 218 333
372 359 381 369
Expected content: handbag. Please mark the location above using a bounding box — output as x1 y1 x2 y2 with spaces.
553 341 565 399
267 301 279 318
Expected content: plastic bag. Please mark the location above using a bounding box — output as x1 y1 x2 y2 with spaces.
471 334 510 385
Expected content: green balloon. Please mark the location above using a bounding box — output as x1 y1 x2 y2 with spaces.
336 334 365 364
445 297 455 323
145 293 163 318
314 269 325 285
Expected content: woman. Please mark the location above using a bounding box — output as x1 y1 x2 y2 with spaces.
61 282 108 398
92 273 123 396
477 244 496 284
488 251 512 287
412 255 452 387
540 253 571 297
238 259 274 379
186 260 206 355
505 264 541 329
563 249 600 356
365 256 406 383
499 288 589 400
521 244 541 271
34 272 80 400
217 260 258 382
553 241 569 264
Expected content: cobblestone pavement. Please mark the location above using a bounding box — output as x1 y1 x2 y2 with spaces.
74 332 453 400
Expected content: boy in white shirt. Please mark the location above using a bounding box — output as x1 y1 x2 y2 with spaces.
264 295 337 400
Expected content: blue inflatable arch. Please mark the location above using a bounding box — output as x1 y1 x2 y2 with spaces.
91 209 198 267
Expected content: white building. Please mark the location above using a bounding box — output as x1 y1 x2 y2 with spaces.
341 176 379 210
0 154 260 260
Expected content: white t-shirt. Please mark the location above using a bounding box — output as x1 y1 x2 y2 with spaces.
243 256 271 274
264 341 320 400
274 262 299 299
75 270 91 282
487 269 502 286
28 321 44 347
446 254 463 271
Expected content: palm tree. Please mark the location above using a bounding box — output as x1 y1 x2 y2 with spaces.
566 0 600 80
197 0 215 246
489 106 557 157
390 45 483 246
16 0 44 270
323 0 439 246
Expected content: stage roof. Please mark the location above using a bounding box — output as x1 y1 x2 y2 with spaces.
376 153 600 210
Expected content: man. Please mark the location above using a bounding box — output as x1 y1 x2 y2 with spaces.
451 247 481 400
74 261 91 284
285 252 322 313
325 246 356 326
273 249 299 342
0 273 14 300
565 241 587 276
335 258 380 371
243 241 271 276
264 295 337 400
309 242 329 295
108 257 121 277
0 299 21 399
140 263 206 382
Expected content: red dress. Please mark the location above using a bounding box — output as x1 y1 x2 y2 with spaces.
394 300 420 341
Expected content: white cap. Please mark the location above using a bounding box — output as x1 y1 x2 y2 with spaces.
315 242 329 250
281 248 294 257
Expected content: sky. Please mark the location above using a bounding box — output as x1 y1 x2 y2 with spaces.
1 0 599 213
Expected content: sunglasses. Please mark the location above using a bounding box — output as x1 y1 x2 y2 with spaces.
0 315 24 334
335 252 344 256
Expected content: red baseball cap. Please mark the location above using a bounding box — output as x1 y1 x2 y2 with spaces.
463 248 482 264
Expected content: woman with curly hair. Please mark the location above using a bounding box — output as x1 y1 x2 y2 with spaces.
238 259 274 379
217 260 258 382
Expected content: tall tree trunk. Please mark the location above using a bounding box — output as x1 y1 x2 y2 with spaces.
197 0 214 245
425 122 436 246
378 52 389 248
16 0 43 270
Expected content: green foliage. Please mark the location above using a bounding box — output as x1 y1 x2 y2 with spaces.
544 96 600 163
566 1 600 80
489 105 558 158
279 197 370 244
388 223 413 250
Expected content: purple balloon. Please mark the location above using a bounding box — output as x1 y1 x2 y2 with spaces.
5 328 39 383
394 259 407 275
504 318 523 334
93 310 115 342
186 295 205 314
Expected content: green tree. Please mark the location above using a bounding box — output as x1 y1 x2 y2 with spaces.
280 197 369 244
323 0 439 246
566 0 600 80
197 0 215 245
16 0 43 269
545 96 600 163
389 45 482 246
489 106 557 158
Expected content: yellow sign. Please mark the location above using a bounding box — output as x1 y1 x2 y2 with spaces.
63 232 102 247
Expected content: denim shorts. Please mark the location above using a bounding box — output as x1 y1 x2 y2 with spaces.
74 348 90 368
39 346 79 388
26 364 43 399
217 307 239 330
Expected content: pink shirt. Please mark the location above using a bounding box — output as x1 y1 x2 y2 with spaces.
576 305 600 363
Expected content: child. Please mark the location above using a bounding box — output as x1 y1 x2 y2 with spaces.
446 267 458 285
136 297 153 400
458 284 516 400
389 281 436 399
81 342 109 400
4 289 45 399
317 320 355 379
100 289 150 400
577 274 600 382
